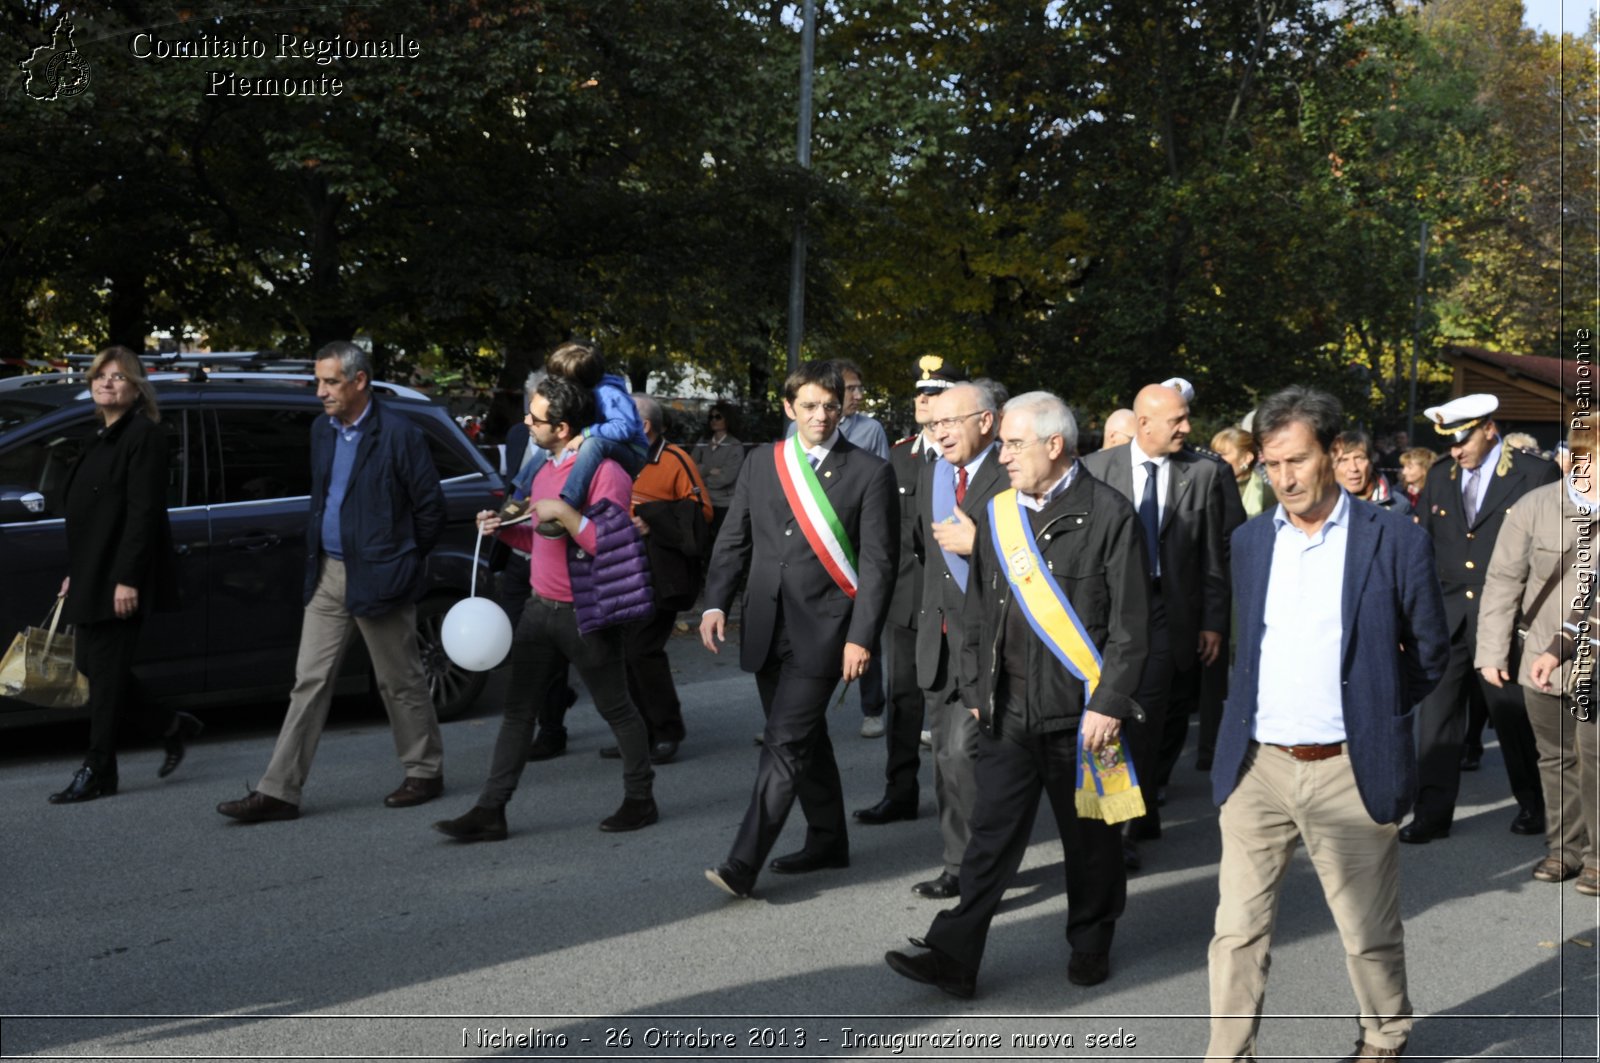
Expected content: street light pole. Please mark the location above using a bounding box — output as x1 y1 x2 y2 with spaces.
1406 218 1428 435
785 0 816 374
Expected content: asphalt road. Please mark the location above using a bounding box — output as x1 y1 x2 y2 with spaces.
3 630 1596 1061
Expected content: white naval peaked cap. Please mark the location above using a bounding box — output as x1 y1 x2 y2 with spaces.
1423 393 1498 442
1160 377 1195 402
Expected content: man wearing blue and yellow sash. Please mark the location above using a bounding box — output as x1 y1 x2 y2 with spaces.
885 391 1149 997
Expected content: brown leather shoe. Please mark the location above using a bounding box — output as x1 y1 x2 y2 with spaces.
1577 867 1600 896
217 790 299 822
1532 856 1578 882
384 776 444 808
1343 1040 1404 1060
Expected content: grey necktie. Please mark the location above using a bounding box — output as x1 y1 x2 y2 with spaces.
1462 467 1479 526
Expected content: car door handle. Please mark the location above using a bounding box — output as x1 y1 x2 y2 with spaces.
228 534 282 551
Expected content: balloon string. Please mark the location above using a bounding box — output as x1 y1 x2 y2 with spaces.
471 526 485 598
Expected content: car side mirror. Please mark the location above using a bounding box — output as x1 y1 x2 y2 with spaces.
0 489 48 522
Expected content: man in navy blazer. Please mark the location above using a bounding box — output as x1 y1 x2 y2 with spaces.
1206 387 1448 1063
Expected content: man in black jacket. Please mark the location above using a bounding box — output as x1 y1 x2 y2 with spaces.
1402 393 1561 843
1080 382 1229 865
885 390 1149 997
700 360 898 899
217 341 447 822
905 380 1008 900
854 356 966 828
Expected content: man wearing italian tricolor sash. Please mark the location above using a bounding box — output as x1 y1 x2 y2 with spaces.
886 391 1149 998
698 361 898 900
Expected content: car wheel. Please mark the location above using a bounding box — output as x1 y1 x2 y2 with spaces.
414 594 489 721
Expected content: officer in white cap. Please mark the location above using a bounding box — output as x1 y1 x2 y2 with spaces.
1402 393 1560 845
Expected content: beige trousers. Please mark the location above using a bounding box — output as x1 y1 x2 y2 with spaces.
1206 743 1410 1060
257 559 443 805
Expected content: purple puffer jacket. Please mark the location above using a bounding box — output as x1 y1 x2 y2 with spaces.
569 497 654 635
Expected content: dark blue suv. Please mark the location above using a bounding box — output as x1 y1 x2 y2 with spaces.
0 363 506 726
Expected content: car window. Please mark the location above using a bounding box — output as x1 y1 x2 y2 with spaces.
214 407 318 502
413 416 479 479
0 413 183 518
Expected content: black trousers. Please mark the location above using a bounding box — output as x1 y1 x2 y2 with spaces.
727 621 848 872
878 620 926 806
1414 626 1543 826
77 616 172 774
624 606 685 744
923 698 1126 974
480 597 653 807
496 555 575 737
1155 663 1202 789
1126 591 1172 837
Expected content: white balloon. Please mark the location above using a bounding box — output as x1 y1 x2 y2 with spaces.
440 597 513 672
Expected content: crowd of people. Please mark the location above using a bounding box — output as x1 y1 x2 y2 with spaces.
43 341 1595 1062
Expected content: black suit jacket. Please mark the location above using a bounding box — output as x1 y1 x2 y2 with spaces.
914 444 1008 690
1079 443 1230 670
702 436 898 678
885 433 937 630
1414 445 1560 637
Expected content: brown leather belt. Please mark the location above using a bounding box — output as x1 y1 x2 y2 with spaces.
1264 742 1344 761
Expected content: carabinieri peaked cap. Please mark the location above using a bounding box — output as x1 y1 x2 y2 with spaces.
1423 393 1498 443
915 354 967 393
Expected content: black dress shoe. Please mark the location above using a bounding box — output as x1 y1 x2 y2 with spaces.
527 728 567 761
1460 750 1482 772
853 797 917 825
434 804 508 842
600 796 659 832
1067 950 1110 986
885 942 976 999
770 847 849 874
706 861 756 898
912 871 960 899
158 712 204 778
1398 819 1450 844
48 765 118 804
598 744 622 759
649 739 679 764
1511 807 1546 835
1122 838 1142 871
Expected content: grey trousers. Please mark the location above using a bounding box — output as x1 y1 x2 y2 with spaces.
258 559 443 805
1526 687 1595 871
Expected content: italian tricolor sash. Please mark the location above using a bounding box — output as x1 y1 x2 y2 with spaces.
988 488 1144 824
775 439 858 599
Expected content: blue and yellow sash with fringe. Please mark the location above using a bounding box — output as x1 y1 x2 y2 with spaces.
988 488 1145 824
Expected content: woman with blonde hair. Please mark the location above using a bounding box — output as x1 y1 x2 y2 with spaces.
1397 446 1436 513
1210 425 1275 518
49 346 197 803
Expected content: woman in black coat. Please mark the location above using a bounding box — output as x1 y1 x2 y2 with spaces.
49 346 198 803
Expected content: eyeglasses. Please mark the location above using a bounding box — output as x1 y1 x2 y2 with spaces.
929 411 983 432
795 401 842 415
709 412 725 420
93 372 129 384
1000 437 1051 453
524 413 552 426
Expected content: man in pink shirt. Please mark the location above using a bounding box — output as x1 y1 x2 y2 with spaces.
433 376 657 842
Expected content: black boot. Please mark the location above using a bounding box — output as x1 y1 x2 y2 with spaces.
49 764 118 804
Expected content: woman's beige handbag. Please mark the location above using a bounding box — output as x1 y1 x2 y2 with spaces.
0 597 89 708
